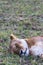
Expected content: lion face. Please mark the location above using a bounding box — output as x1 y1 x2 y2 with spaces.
9 34 29 56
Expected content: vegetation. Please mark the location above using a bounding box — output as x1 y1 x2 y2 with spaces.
0 0 43 65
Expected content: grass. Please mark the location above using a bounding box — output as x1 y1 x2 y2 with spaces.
0 0 43 65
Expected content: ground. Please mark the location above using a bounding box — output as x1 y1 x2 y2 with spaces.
0 0 43 65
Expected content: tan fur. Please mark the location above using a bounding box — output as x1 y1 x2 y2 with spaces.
25 36 43 47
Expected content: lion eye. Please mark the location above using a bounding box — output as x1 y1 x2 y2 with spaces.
15 44 18 47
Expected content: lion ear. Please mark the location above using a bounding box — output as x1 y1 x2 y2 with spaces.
10 34 17 40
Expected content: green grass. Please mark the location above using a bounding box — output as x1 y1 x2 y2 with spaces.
0 0 43 65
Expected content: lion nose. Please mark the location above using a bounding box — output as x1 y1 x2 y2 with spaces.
19 50 25 57
20 50 23 55
19 49 27 56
